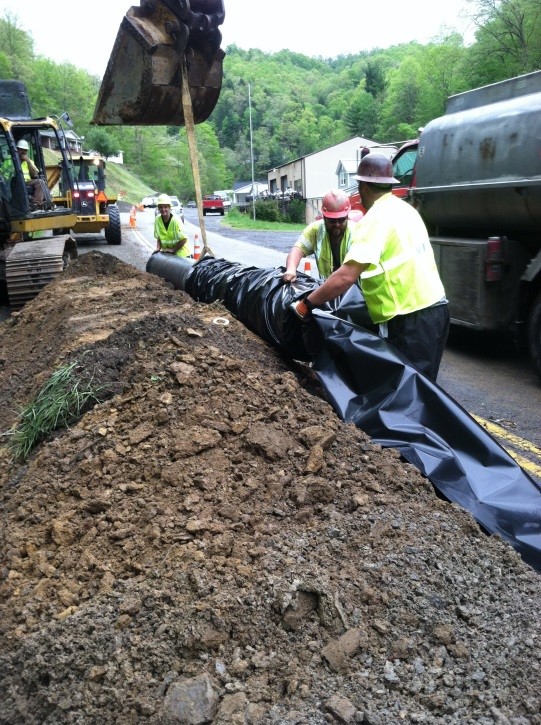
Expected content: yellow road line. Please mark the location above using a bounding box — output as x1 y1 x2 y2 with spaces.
506 450 541 479
473 414 541 479
473 415 541 455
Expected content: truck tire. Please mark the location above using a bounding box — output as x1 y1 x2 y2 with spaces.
203 210 207 216
220 209 224 216
528 292 541 381
105 204 121 245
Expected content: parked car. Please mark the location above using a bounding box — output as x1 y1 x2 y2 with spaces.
186 200 196 208
142 195 158 208
202 195 225 216
169 196 185 222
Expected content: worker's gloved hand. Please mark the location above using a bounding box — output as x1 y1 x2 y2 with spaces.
290 299 312 321
282 269 297 283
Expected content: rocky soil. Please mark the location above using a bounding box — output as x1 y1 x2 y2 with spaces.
1 252 540 725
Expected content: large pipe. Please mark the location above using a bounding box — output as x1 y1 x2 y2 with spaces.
146 253 541 572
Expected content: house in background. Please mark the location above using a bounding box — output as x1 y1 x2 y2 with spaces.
233 181 268 205
39 128 124 164
267 138 399 222
106 150 124 164
39 128 84 153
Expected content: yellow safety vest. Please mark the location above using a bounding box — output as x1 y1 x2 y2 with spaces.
21 160 33 182
295 220 357 280
154 215 190 257
345 194 445 323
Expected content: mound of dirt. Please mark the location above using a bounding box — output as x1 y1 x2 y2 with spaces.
1 252 540 725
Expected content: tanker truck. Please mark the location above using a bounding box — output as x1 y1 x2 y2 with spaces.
387 71 541 380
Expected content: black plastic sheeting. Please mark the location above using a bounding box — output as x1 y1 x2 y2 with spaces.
146 254 541 572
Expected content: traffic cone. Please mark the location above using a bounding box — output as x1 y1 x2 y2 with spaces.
303 259 312 276
129 206 137 229
193 233 200 260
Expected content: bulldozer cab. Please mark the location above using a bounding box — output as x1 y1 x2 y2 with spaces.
92 0 225 126
0 80 32 120
0 119 77 240
73 155 106 192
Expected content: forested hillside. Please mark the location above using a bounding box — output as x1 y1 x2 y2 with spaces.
1 0 540 200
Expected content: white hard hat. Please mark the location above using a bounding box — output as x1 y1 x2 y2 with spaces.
16 139 29 150
156 193 171 206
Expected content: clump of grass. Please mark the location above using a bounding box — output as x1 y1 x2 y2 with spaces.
7 360 102 461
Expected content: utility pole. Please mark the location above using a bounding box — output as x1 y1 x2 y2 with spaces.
248 83 256 221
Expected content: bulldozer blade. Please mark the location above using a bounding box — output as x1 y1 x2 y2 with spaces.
92 0 225 126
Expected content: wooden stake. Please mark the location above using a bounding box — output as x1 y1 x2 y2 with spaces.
181 56 214 259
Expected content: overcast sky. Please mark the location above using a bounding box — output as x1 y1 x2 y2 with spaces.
2 0 475 77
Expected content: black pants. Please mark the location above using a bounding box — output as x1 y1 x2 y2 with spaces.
386 304 450 382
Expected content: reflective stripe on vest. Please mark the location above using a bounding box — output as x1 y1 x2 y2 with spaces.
360 238 432 279
352 196 445 323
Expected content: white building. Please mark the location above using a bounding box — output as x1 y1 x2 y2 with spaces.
267 138 398 222
233 181 268 205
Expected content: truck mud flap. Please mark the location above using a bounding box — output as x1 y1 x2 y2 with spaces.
5 237 77 308
146 254 541 573
93 0 225 126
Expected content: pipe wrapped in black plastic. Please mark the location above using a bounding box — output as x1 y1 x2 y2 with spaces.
146 254 541 572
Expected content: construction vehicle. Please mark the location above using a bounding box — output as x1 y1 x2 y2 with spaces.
52 153 121 245
202 194 224 215
0 80 77 307
349 71 541 380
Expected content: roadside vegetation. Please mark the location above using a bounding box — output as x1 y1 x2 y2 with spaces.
223 206 305 232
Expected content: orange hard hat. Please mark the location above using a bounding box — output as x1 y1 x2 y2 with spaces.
321 190 351 219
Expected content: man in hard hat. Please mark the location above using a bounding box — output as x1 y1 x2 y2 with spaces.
16 139 45 208
282 189 361 283
292 154 449 382
154 193 190 257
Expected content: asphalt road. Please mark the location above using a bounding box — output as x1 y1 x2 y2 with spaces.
182 206 301 254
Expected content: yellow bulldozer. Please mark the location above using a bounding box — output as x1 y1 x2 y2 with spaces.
51 153 121 245
0 81 78 307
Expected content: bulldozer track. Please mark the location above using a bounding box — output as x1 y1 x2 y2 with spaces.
5 237 77 308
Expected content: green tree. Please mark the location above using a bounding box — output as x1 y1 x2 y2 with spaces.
0 12 34 78
85 127 120 158
467 0 541 83
377 57 423 140
344 89 378 137
365 61 387 97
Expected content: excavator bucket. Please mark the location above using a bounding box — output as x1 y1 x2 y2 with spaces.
92 0 225 126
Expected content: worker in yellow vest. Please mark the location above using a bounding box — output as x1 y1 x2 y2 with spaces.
153 193 190 257
291 154 449 382
16 139 45 208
